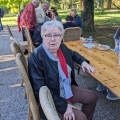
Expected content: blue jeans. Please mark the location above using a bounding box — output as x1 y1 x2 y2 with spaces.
0 22 3 31
97 84 118 99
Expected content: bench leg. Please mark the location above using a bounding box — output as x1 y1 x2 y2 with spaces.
77 67 80 74
24 89 27 99
20 79 24 86
28 104 33 120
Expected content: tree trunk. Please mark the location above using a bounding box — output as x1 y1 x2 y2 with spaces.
107 0 112 9
72 0 74 8
81 0 95 31
99 0 104 8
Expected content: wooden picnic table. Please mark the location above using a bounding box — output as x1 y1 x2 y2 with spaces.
64 40 120 98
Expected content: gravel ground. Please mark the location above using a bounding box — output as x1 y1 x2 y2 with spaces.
0 27 120 120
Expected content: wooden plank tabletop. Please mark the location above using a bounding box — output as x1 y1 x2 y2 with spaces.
64 40 120 98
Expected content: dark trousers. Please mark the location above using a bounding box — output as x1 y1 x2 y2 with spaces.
29 30 34 39
0 19 3 31
22 29 34 41
58 85 98 120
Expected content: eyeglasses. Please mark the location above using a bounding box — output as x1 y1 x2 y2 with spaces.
44 34 61 40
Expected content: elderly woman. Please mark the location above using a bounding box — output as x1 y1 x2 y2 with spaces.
28 20 97 120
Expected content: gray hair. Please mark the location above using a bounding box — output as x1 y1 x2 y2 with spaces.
70 8 76 13
32 0 40 3
41 20 64 37
42 1 50 6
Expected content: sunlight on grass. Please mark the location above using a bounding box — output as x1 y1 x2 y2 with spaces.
94 10 120 26
2 16 17 27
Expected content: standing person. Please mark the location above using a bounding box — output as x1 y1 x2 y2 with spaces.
63 15 77 29
0 8 4 32
113 26 120 52
17 9 24 32
70 8 82 29
35 1 50 24
32 1 50 47
96 27 120 101
28 20 98 120
20 0 40 55
20 0 40 38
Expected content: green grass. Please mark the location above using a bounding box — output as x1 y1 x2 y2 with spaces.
1 16 18 27
1 9 120 48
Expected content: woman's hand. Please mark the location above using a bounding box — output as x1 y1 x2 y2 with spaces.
64 104 76 120
81 61 95 73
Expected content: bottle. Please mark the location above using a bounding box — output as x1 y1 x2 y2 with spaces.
88 36 93 49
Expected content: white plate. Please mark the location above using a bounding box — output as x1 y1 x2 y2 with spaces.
80 37 88 42
97 44 110 50
83 43 95 48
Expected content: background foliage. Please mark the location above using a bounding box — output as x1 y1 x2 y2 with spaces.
0 0 120 48
0 0 120 14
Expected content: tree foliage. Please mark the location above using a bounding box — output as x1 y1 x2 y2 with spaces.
0 0 120 14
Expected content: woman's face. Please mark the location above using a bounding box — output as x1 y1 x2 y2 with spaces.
42 26 63 53
70 11 76 17
51 11 55 16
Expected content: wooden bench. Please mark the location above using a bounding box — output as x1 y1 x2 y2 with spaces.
6 25 28 50
64 40 120 98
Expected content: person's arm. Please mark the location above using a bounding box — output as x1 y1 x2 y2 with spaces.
71 49 95 73
62 43 95 73
73 16 82 28
28 52 68 114
71 49 89 65
115 39 118 48
70 49 95 73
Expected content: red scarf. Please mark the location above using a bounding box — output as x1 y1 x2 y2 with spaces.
58 48 73 103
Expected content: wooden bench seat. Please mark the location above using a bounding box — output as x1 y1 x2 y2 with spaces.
19 41 28 50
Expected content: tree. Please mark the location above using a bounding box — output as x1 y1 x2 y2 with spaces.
107 0 112 9
81 0 95 31
0 0 8 8
6 0 29 13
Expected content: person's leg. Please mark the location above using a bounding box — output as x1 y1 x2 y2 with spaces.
96 84 106 91
106 89 119 100
22 29 27 41
58 108 87 120
1 22 3 31
0 17 2 31
21 28 28 55
71 85 98 120
29 30 34 39
0 22 1 32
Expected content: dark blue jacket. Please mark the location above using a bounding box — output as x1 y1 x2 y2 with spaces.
63 22 76 29
28 43 89 119
73 15 82 28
